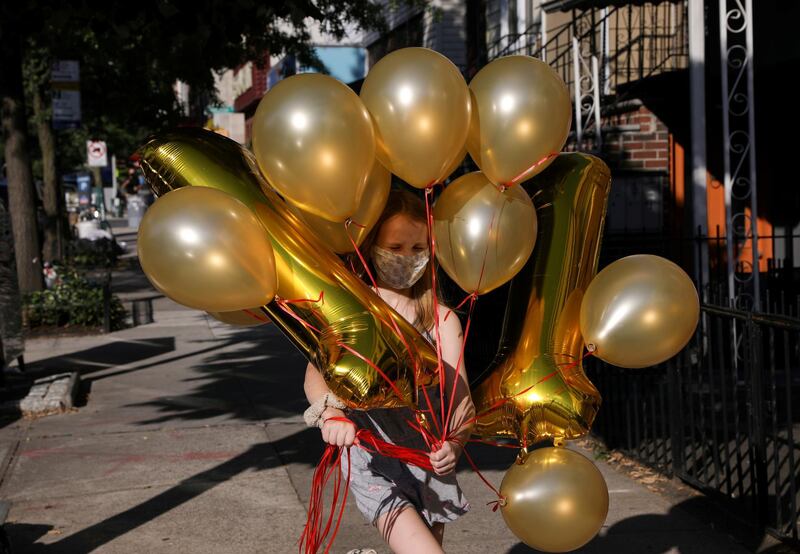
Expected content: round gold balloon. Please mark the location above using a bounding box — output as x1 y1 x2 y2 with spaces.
138 129 438 409
360 47 471 188
467 56 571 187
434 171 536 295
138 187 277 312
252 73 376 222
471 154 610 446
580 255 699 369
500 447 609 553
287 158 390 254
207 309 270 327
442 147 467 183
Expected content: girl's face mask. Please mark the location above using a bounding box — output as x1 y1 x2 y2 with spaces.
371 245 430 290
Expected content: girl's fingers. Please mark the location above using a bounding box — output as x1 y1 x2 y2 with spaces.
430 448 447 462
431 456 454 471
434 463 454 475
335 426 347 447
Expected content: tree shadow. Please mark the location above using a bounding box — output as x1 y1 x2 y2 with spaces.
8 427 323 553
123 323 309 425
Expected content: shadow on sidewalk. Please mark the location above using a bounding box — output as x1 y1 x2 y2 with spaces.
6 428 323 553
505 495 796 553
123 324 310 426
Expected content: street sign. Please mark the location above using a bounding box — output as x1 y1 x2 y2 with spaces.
52 60 81 129
53 90 81 129
86 140 108 167
76 174 92 206
51 61 80 83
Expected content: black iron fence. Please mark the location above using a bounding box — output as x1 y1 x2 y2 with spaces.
601 226 800 316
587 292 800 544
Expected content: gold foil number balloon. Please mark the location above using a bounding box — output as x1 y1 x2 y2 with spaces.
138 129 438 409
252 73 376 222
287 158 391 254
467 56 571 187
580 255 700 368
360 47 471 188
433 171 537 295
500 447 609 552
138 187 277 312
471 153 610 445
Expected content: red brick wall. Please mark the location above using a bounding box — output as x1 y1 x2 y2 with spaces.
233 54 270 114
603 105 669 171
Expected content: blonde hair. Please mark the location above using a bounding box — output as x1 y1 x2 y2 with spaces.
352 188 436 334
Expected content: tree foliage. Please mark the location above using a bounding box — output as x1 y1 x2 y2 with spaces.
8 0 389 166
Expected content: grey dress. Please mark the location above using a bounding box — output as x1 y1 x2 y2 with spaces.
342 383 471 526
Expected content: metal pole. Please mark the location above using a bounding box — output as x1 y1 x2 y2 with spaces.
719 0 736 304
719 0 759 310
689 0 709 298
572 37 582 144
745 0 760 310
541 10 548 62
601 7 610 95
592 55 602 151
111 154 117 206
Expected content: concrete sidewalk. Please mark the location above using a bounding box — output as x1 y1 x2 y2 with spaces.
0 261 759 553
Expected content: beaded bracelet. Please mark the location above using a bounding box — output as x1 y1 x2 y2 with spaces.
303 392 347 428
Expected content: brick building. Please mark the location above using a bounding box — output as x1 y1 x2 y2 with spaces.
479 0 800 311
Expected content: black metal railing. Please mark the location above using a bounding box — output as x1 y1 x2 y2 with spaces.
587 302 800 543
485 3 690 128
600 227 800 317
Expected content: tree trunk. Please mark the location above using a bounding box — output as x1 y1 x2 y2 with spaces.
33 85 62 262
1 31 43 293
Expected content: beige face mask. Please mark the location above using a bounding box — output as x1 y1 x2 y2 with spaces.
371 245 430 290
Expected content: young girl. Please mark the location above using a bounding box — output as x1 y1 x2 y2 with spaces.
303 189 476 554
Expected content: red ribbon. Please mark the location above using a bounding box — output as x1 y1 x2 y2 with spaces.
275 291 325 335
506 151 559 187
242 308 270 323
300 417 436 553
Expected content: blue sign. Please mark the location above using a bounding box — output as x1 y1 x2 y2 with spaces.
76 174 92 206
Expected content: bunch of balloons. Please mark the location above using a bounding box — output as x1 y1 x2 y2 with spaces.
135 47 699 553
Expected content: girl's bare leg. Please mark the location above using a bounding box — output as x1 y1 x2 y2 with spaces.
376 507 444 554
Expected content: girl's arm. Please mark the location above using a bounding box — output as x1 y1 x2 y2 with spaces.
304 363 355 447
429 306 476 475
437 306 476 443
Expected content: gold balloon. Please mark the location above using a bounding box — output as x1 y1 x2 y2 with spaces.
138 129 438 409
287 158 390 254
434 172 536 294
442 147 467 183
467 56 571 187
580 255 699 368
500 447 609 553
360 47 471 188
207 309 270 327
138 187 277 312
252 73 376 222
471 153 610 445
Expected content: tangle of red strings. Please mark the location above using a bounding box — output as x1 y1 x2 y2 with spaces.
299 417 432 554
300 165 589 551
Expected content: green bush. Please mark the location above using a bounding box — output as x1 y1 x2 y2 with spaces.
65 238 123 269
24 266 127 331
